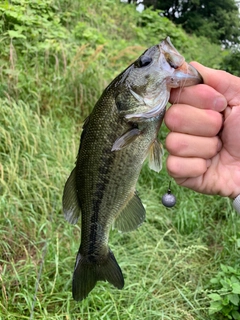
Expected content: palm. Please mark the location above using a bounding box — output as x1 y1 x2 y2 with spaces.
207 106 240 197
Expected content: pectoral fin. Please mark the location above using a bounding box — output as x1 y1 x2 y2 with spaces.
114 192 146 232
62 167 81 224
112 128 141 151
148 140 164 173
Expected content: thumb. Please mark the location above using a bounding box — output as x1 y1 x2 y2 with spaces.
190 62 240 106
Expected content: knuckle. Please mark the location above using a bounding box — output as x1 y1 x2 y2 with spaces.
166 155 182 177
165 105 183 130
206 110 223 135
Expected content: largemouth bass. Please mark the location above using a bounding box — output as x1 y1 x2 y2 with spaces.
63 37 202 301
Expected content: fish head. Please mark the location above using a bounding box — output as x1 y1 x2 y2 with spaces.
115 37 203 121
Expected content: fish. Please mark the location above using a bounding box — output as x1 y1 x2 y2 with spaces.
62 37 203 301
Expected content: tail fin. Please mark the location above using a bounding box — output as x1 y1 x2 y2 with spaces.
72 249 124 301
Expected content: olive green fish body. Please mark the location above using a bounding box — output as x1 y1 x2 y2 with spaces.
78 111 163 250
72 94 163 300
62 37 203 301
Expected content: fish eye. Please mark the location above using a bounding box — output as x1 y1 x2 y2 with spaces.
135 55 152 68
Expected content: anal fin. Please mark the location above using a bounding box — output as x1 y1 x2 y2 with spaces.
148 140 164 173
62 167 81 224
114 192 146 232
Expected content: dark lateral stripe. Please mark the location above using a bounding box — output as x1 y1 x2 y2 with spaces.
87 146 116 259
87 223 98 262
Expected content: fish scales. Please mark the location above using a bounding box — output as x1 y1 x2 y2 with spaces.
62 37 203 301
77 94 155 252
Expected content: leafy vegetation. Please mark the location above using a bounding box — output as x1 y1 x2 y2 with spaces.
220 50 240 77
142 0 240 47
207 265 240 319
0 0 240 319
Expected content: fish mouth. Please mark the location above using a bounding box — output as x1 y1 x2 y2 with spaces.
160 36 203 88
167 61 203 88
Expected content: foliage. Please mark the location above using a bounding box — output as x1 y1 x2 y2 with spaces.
220 49 240 77
0 0 224 119
207 265 240 319
143 0 240 47
1 97 240 320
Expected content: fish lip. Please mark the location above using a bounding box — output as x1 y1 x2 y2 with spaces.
167 62 203 88
159 37 203 87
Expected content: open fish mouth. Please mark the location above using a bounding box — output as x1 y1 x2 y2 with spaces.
160 36 203 89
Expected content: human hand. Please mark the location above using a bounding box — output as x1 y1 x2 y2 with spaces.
165 62 240 199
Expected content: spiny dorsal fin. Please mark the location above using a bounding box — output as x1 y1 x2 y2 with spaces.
148 139 164 173
111 128 141 151
62 167 81 224
114 192 146 232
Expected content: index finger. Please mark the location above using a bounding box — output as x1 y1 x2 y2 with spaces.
170 83 227 112
189 62 240 107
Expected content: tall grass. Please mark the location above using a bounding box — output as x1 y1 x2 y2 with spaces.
1 98 239 319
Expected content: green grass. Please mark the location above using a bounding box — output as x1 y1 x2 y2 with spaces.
0 0 240 319
1 98 239 319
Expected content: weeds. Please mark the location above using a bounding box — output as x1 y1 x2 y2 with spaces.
206 265 240 319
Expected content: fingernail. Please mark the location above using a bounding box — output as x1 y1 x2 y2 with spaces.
214 96 227 111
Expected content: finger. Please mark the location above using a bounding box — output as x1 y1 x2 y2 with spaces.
174 176 205 194
165 133 221 158
164 104 223 136
170 84 227 112
166 155 209 179
221 106 240 158
190 62 240 106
